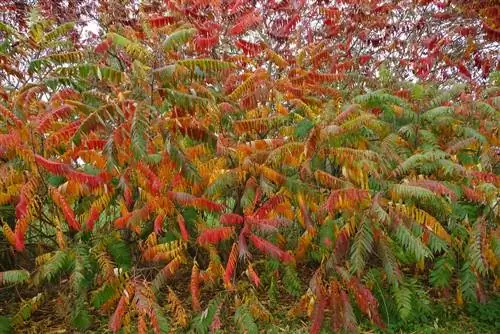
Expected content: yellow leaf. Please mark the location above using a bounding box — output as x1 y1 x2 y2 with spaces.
456 287 463 306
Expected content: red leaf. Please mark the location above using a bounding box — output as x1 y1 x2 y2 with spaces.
191 262 201 311
154 214 165 235
0 104 23 128
359 54 372 65
328 280 343 332
168 192 224 212
270 14 300 39
340 289 357 331
229 10 262 36
218 102 235 114
220 213 244 225
348 278 385 329
84 139 107 150
137 162 162 195
224 242 239 289
158 256 183 280
247 263 260 287
194 21 221 36
470 171 499 186
333 230 350 262
14 226 25 251
34 155 71 175
85 206 100 231
15 188 29 220
197 227 234 245
235 39 263 56
109 292 131 332
228 0 245 15
194 198 225 212
422 36 439 50
177 213 189 241
252 195 285 219
457 62 471 79
310 294 327 334
50 88 80 102
462 186 485 202
46 121 82 147
149 16 175 28
115 212 132 229
246 216 289 232
37 105 72 132
66 170 109 189
50 188 81 231
433 12 452 20
408 179 457 200
194 34 219 51
248 234 293 262
95 37 112 54
123 181 134 209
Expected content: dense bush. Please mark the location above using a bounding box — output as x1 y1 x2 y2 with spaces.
0 1 498 333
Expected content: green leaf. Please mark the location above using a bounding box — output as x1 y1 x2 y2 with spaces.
234 305 258 334
430 254 455 288
190 297 222 334
0 316 12 334
0 270 30 285
392 283 412 320
166 89 212 112
107 239 132 271
459 261 478 302
411 84 425 100
45 22 75 41
350 220 374 276
91 284 117 308
163 28 197 51
294 118 314 139
153 303 170 333
282 265 302 297
72 307 92 330
176 59 234 75
393 225 432 262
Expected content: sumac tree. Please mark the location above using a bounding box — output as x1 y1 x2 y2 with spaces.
0 1 498 333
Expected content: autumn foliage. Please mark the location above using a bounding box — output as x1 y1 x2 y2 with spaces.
0 0 499 333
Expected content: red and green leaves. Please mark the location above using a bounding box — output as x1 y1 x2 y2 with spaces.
1 2 498 333
109 291 131 332
34 155 109 189
37 105 72 133
348 278 385 329
168 192 224 213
